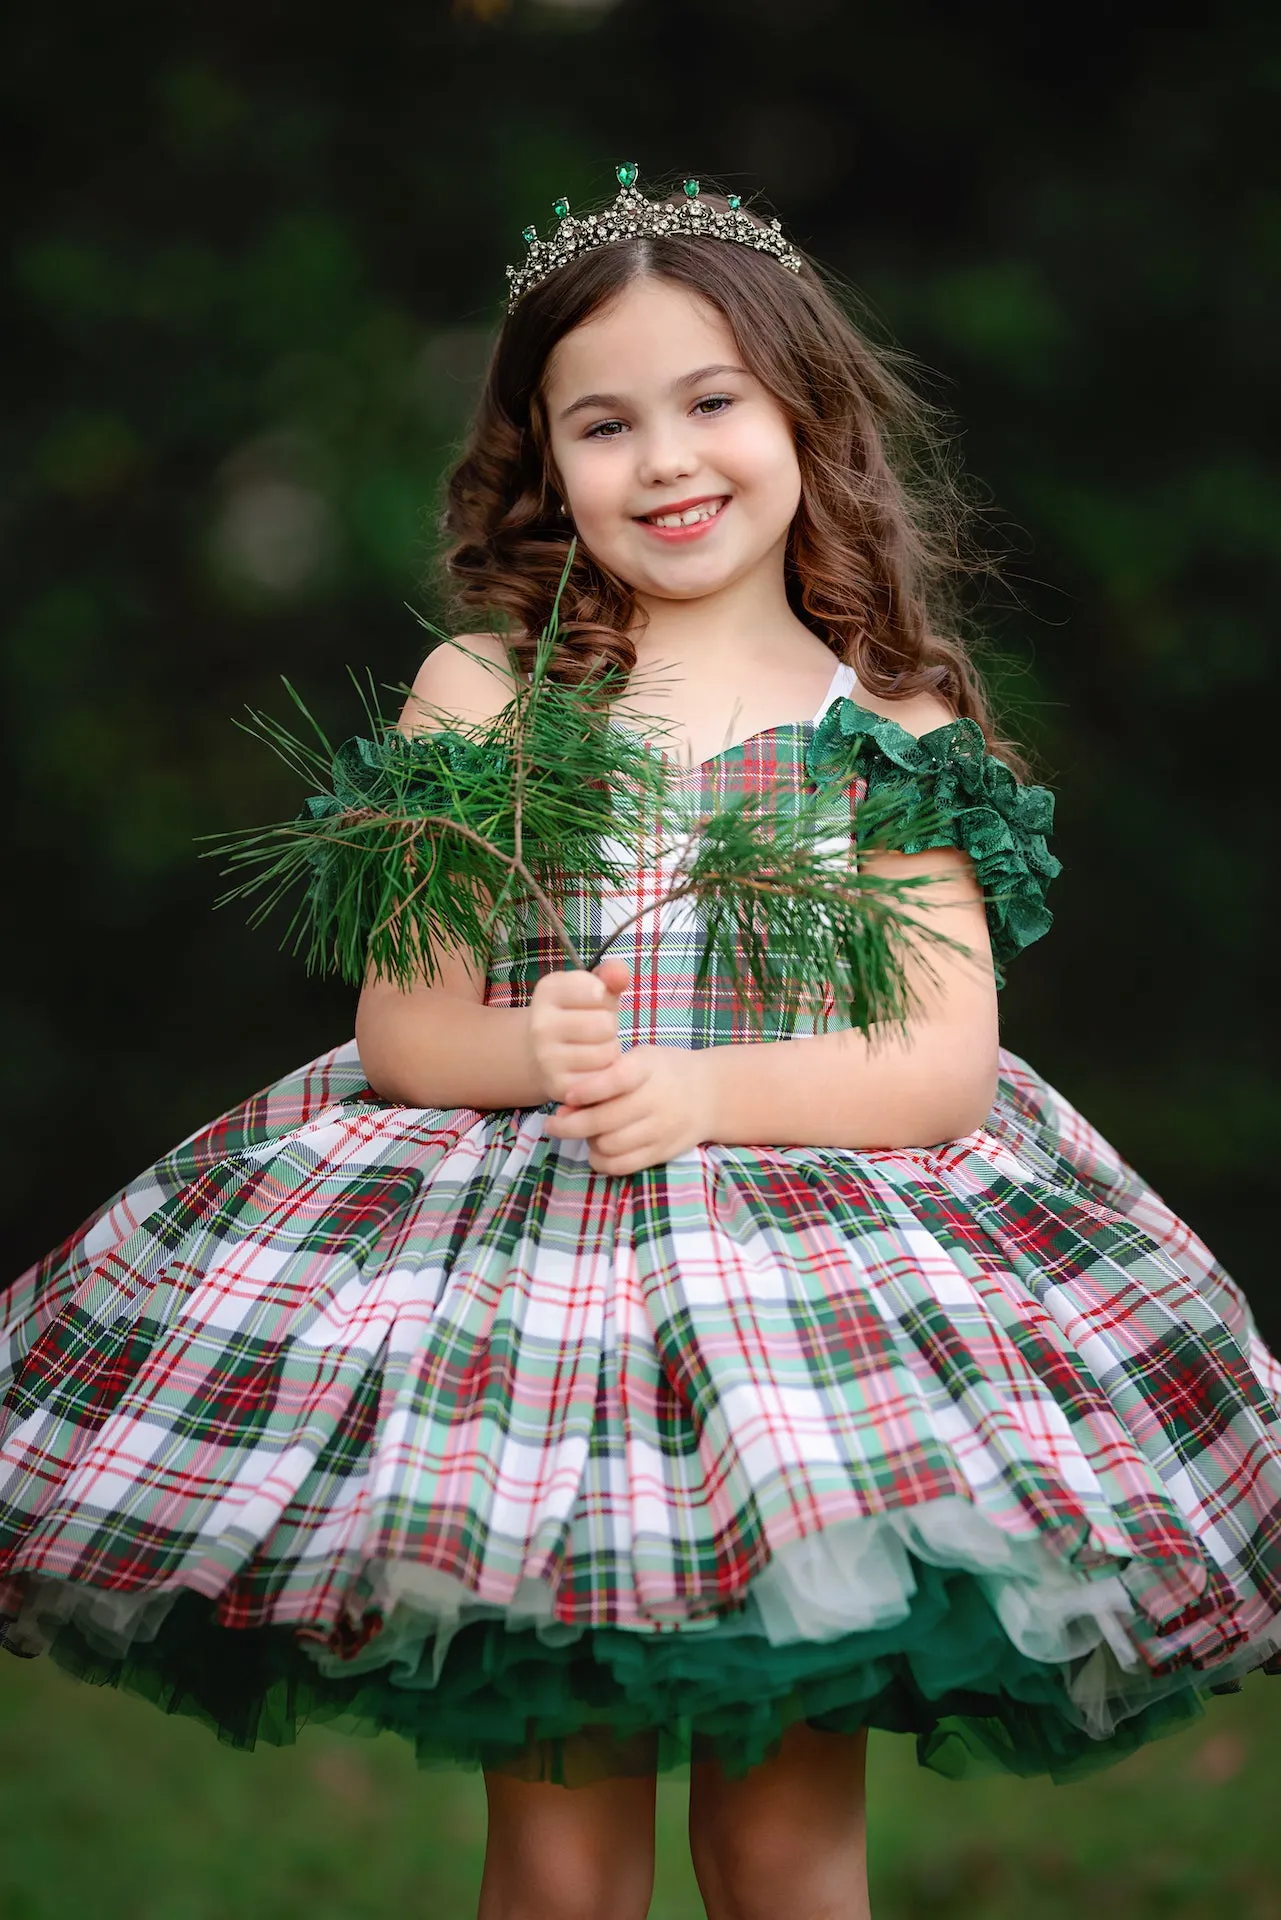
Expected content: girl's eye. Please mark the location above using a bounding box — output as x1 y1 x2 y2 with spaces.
584 396 733 439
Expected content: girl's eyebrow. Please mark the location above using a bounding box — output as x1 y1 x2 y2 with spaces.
557 363 749 422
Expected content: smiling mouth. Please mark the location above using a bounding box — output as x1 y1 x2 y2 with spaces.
639 496 729 529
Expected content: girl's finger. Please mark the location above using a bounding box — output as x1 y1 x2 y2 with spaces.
546 1100 615 1139
561 1069 617 1103
589 1140 655 1175
592 957 632 1000
563 1055 639 1103
548 1012 624 1044
550 1088 643 1139
591 1123 654 1158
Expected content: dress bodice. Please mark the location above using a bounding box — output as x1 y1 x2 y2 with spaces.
484 662 860 1050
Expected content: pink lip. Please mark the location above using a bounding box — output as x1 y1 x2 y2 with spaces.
635 495 729 544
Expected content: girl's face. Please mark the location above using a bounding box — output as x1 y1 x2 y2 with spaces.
541 275 802 608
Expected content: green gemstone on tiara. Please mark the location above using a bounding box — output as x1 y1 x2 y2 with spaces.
683 177 700 199
616 161 639 189
522 225 537 245
727 194 742 210
553 196 570 219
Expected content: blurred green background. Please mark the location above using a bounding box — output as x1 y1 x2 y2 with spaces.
2 0 1279 1911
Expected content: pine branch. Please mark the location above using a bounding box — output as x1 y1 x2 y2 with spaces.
200 548 972 1039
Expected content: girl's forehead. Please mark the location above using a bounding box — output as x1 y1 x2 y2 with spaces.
543 278 739 398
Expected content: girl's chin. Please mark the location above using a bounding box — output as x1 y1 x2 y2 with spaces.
622 541 754 598
631 563 742 602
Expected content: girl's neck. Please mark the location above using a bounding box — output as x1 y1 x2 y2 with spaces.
629 547 814 673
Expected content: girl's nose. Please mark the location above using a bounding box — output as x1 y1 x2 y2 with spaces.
635 428 696 490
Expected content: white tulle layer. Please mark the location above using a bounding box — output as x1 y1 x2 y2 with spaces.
7 1490 1279 1744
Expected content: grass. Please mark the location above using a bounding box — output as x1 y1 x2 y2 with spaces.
0 1653 1278 1918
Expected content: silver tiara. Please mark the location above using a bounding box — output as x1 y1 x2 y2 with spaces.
504 162 804 313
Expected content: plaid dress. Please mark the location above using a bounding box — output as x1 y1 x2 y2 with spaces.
3 667 1280 1787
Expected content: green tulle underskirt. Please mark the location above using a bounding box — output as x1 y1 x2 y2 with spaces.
27 1555 1238 1790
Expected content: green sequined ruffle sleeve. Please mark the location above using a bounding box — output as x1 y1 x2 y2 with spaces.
806 702 1062 989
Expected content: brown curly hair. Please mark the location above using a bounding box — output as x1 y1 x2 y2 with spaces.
441 188 1028 777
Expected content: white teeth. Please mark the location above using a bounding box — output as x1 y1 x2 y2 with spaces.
647 500 725 528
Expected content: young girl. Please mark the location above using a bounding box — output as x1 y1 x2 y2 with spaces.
3 167 1280 1920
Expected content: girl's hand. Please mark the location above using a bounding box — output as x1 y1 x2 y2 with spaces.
524 957 631 1104
543 1027 718 1177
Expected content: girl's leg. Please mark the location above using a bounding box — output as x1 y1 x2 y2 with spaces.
688 1721 871 1920
478 1730 658 1920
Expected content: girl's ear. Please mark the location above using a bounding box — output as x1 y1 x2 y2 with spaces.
543 458 571 521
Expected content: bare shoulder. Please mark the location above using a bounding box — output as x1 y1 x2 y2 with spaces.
850 683 958 739
397 631 523 740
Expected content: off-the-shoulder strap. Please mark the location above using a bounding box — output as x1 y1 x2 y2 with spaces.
805 699 1062 988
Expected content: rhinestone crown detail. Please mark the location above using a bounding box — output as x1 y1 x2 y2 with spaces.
504 163 803 313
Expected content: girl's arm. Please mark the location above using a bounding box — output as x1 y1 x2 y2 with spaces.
699 837 1002 1151
354 636 550 1109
